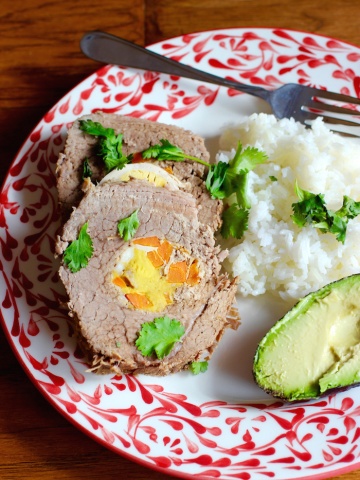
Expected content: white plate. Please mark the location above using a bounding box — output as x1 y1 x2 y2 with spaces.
1 27 360 480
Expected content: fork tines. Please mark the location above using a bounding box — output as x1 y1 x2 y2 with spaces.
302 88 360 135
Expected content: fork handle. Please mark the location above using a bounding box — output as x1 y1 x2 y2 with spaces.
80 31 269 101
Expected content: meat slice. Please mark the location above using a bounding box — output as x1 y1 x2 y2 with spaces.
56 180 238 376
56 112 222 231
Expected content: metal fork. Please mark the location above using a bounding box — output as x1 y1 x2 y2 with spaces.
80 31 360 137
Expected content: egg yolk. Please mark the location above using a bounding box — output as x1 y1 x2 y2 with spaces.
119 169 167 187
115 248 177 312
112 237 200 311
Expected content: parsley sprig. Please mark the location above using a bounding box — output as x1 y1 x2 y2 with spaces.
63 222 94 273
135 316 185 359
79 119 130 172
117 210 140 241
291 181 360 244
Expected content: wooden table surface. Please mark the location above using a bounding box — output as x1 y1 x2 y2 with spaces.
1 1 360 479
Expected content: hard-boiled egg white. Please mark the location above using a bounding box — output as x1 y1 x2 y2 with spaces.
100 162 184 190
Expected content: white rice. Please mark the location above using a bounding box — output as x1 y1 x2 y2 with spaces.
218 113 360 301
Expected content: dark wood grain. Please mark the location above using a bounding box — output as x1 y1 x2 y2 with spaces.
145 0 360 46
1 1 360 479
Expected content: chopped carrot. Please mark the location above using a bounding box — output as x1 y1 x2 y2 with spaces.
113 276 127 288
147 250 164 268
133 236 161 247
126 293 153 309
113 275 132 288
157 239 173 262
131 152 145 163
167 261 188 283
164 166 174 174
186 260 200 286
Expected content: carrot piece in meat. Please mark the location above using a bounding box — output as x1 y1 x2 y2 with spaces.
132 236 161 247
167 261 188 283
131 152 145 163
126 293 153 309
113 276 127 288
157 239 173 262
147 250 164 268
186 260 200 286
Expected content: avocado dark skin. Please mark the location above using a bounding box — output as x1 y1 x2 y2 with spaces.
253 274 360 402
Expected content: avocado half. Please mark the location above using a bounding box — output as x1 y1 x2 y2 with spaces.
253 274 360 401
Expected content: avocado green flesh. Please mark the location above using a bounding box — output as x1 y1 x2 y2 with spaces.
253 275 360 401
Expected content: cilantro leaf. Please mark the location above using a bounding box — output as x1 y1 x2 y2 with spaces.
135 316 185 359
291 182 360 244
117 210 140 241
79 119 130 172
328 212 348 243
223 143 267 205
141 139 211 166
79 119 111 137
63 222 93 273
82 158 92 180
205 161 228 199
291 184 327 229
229 143 268 175
206 143 266 238
335 195 360 220
142 139 184 161
221 204 249 239
190 361 208 375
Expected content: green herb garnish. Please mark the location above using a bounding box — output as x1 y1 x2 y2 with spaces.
142 139 210 166
142 139 266 239
291 181 360 244
220 143 267 207
63 222 93 273
221 204 250 239
205 161 228 199
79 119 130 172
211 143 266 238
82 158 92 179
190 361 208 375
117 209 140 241
135 316 185 359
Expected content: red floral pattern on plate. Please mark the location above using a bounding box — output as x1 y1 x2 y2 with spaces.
1 28 360 480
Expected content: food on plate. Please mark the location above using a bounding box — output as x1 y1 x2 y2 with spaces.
218 113 360 300
253 274 360 401
56 112 222 231
99 162 185 190
55 113 239 375
55 180 238 375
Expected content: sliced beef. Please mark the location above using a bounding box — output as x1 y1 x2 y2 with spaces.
56 180 238 376
56 112 222 231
